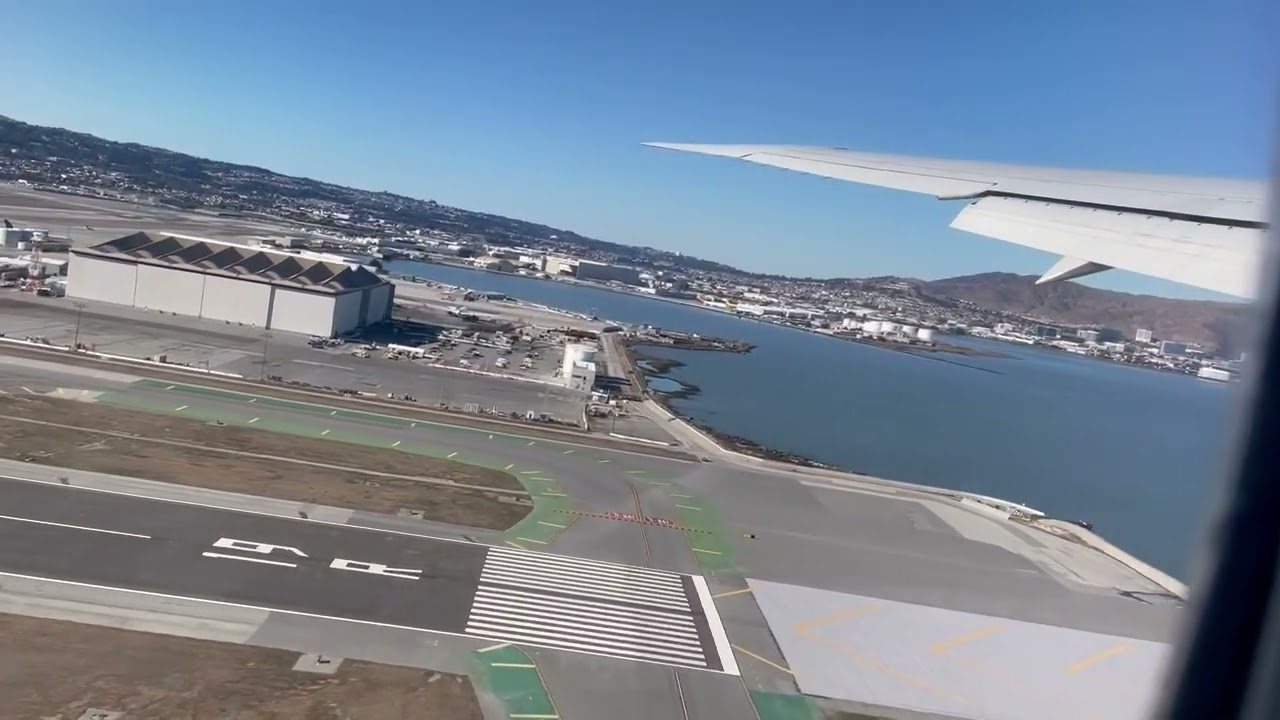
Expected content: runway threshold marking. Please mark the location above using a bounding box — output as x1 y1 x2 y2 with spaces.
712 587 751 599
1066 643 1132 673
0 513 151 540
201 551 297 567
731 643 796 676
931 624 1006 655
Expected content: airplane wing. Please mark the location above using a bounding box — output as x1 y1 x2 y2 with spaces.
645 143 1268 299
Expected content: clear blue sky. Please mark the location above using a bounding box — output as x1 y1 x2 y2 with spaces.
4 0 1277 299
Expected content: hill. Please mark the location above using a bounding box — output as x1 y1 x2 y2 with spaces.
917 272 1251 353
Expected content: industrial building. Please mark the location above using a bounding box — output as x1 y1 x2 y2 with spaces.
67 232 394 337
574 260 643 286
561 342 598 392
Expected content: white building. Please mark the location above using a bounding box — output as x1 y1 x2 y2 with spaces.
68 232 394 337
1136 328 1154 343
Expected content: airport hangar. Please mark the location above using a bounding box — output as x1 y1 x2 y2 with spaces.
66 232 394 337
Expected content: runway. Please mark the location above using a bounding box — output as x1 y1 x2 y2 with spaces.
0 475 737 674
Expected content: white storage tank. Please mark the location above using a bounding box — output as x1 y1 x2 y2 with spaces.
881 322 900 334
861 320 883 334
899 324 917 337
561 342 598 377
917 328 937 343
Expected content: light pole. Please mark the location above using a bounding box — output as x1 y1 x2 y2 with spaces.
72 302 86 350
259 330 272 381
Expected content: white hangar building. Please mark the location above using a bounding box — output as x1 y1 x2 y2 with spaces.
68 232 394 337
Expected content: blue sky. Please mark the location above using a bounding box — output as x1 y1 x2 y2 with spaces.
3 0 1276 299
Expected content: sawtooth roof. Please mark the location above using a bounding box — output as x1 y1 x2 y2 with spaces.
74 232 385 294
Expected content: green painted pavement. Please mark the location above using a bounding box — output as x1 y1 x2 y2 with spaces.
750 690 820 720
470 645 558 719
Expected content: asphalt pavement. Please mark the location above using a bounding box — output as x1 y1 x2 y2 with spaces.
0 475 736 674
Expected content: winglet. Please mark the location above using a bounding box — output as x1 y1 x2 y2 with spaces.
1036 256 1113 285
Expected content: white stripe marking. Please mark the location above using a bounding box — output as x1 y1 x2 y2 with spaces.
0 476 696 577
466 623 707 666
691 575 739 676
491 548 681 581
467 614 706 657
472 597 698 636
484 557 687 596
470 602 704 645
479 570 689 609
0 513 151 539
201 552 297 568
475 586 697 624
0 571 736 675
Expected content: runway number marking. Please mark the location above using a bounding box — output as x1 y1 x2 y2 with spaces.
202 538 423 580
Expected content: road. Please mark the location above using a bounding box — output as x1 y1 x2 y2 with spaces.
0 475 735 674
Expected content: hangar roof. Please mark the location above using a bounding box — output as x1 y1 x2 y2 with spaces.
73 232 385 294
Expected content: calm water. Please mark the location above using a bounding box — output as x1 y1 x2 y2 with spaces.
390 261 1240 577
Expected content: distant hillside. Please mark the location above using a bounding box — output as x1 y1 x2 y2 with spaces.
917 272 1251 352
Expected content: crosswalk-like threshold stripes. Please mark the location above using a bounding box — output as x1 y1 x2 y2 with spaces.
467 549 711 669
480 564 690 610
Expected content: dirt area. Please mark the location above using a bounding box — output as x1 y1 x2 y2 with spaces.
0 395 529 530
0 613 482 720
0 345 694 461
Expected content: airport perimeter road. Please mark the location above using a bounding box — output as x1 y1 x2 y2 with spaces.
0 475 737 675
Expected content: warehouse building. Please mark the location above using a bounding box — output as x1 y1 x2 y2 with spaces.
68 232 394 337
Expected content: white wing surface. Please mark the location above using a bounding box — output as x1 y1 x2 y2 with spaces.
645 143 1268 299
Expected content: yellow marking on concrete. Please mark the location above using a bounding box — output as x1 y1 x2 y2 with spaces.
562 449 575 454
793 604 883 632
491 662 538 668
174 405 189 412
806 630 969 706
248 417 260 424
731 644 796 676
505 540 526 550
713 587 752 599
537 521 566 529
527 440 537 446
517 536 548 545
691 547 722 555
676 504 701 511
932 624 1006 655
447 451 458 458
320 429 331 436
1066 643 1131 673
477 642 511 653
391 440 401 447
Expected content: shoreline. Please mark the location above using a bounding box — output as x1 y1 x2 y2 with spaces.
611 334 1189 597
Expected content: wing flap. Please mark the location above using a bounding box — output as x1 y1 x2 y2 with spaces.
951 196 1261 298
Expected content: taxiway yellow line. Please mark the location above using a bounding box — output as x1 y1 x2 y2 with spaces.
931 624 1005 655
713 587 752 599
1066 643 1131 673
731 644 796 676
